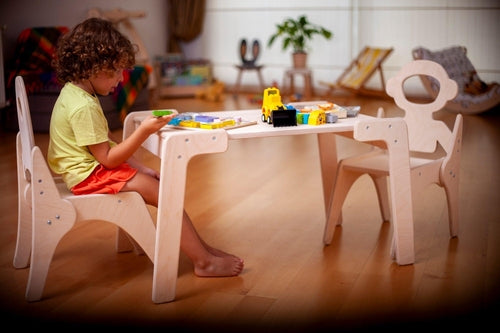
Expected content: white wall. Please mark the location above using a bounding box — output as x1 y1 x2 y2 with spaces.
1 0 499 97
182 0 500 96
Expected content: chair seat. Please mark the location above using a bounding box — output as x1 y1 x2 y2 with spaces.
342 150 444 175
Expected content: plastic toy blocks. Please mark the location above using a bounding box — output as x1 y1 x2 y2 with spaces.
152 109 175 117
307 110 326 125
271 108 297 127
200 119 236 129
167 112 252 130
260 87 360 127
194 115 218 123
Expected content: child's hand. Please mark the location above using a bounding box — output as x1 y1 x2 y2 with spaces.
140 112 177 134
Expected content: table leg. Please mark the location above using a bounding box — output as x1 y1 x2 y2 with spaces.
152 130 228 303
317 133 339 221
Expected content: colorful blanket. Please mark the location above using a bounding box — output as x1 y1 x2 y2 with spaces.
7 26 69 93
113 65 151 122
7 26 150 122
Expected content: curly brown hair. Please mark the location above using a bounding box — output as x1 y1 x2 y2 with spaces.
53 17 136 84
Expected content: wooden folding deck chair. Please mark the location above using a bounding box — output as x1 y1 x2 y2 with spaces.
320 46 393 98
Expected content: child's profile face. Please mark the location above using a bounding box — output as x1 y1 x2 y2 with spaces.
90 69 125 96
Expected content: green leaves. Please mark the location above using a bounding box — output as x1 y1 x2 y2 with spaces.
268 15 333 53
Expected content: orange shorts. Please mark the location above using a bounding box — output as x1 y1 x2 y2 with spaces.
71 163 138 195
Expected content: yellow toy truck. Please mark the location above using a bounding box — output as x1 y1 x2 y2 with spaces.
261 87 296 127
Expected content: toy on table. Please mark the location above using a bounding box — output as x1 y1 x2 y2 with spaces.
167 112 256 130
295 102 360 125
318 103 347 118
261 87 297 127
344 106 361 117
152 109 175 117
318 103 360 118
260 87 360 127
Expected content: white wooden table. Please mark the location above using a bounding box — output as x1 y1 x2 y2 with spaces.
123 107 414 303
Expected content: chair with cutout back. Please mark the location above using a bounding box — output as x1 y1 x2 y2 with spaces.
323 60 463 262
320 46 394 98
13 75 157 301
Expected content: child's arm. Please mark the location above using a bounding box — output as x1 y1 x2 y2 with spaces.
89 114 175 169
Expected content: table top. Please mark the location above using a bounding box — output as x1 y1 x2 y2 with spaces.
153 108 371 140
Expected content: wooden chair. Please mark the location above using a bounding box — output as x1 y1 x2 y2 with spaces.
323 60 463 261
233 39 265 95
413 46 500 114
320 46 394 98
13 76 156 301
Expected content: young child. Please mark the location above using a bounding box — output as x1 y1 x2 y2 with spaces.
47 18 243 277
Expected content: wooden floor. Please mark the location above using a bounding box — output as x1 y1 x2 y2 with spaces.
0 91 499 332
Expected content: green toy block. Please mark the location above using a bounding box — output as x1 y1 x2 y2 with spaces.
152 109 174 117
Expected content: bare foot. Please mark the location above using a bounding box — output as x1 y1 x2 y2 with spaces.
194 255 244 277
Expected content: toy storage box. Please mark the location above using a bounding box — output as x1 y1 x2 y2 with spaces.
155 53 212 98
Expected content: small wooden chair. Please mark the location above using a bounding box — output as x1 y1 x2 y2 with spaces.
324 60 463 263
13 76 157 301
233 39 265 94
320 46 393 98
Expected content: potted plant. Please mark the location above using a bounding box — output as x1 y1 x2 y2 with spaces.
267 15 333 68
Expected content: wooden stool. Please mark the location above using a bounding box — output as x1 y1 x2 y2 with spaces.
283 68 313 99
234 64 265 94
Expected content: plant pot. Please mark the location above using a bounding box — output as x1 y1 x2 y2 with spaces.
292 52 307 69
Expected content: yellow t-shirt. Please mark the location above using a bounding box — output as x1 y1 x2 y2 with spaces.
48 82 116 189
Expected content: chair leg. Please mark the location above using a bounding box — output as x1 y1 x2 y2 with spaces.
13 190 32 268
234 68 243 94
257 68 266 91
113 206 155 260
71 192 156 261
324 167 362 244
116 227 146 256
443 178 459 237
116 227 135 253
14 138 32 269
371 174 391 222
26 206 75 302
26 240 61 302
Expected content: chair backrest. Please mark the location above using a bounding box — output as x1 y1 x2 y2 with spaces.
15 76 36 179
385 60 458 154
